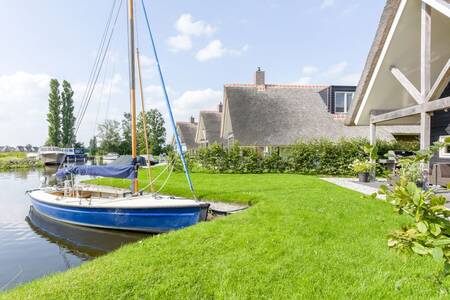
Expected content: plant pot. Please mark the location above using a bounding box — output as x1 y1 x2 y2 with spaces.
358 172 370 183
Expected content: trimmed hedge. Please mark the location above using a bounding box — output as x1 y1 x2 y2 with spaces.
174 138 419 176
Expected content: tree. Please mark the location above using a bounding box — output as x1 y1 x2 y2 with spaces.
89 136 98 156
97 120 121 154
46 79 61 146
61 80 76 147
137 109 167 156
118 113 132 155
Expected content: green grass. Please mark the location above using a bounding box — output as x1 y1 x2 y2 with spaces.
0 152 26 161
3 167 450 299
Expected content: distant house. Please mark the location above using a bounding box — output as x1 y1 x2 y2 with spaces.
346 0 449 166
16 146 25 152
220 68 418 151
195 104 223 148
173 117 198 153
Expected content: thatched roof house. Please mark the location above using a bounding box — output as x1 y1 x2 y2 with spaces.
220 69 419 148
174 117 198 152
195 104 223 147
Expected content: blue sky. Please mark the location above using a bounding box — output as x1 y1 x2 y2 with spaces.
0 0 385 145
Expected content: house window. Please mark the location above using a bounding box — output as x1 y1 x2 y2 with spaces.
439 136 450 158
335 92 354 113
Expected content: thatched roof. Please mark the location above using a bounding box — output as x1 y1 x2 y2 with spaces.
223 84 409 146
346 0 402 125
176 122 198 150
197 111 222 145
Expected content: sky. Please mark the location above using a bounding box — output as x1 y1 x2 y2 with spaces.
0 0 385 146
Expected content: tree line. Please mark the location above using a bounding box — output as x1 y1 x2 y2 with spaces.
89 109 170 157
46 79 77 147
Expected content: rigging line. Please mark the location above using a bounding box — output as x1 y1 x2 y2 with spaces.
75 0 117 125
76 0 121 132
104 62 115 122
76 0 122 134
141 0 196 196
75 0 124 136
136 47 154 192
93 52 111 127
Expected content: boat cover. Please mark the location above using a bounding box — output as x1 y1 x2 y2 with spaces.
56 161 137 179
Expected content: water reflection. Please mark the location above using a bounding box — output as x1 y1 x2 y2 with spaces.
26 206 149 257
0 168 150 291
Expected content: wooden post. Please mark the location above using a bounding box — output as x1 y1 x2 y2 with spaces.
128 0 138 193
420 112 431 150
369 122 376 146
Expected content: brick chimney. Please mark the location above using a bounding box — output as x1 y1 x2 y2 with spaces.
255 67 266 91
218 102 223 113
190 116 195 124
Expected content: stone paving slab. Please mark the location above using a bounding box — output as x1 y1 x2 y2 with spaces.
321 177 386 200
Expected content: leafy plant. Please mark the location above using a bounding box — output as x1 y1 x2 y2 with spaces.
379 140 450 275
351 159 375 174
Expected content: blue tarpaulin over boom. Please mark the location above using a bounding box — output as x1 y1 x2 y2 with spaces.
56 164 136 180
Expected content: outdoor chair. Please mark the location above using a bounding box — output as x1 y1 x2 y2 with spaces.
430 163 450 187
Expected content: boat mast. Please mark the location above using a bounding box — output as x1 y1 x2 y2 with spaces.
128 0 138 192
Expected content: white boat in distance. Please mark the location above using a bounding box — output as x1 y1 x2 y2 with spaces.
103 153 119 164
38 147 66 165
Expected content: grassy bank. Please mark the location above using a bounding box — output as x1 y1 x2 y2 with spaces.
3 168 450 298
0 152 43 170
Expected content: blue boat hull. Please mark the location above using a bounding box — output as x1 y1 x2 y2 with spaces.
30 196 209 233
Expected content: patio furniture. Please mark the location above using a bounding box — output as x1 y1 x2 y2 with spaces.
430 163 450 187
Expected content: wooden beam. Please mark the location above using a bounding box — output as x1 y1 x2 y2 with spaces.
427 58 450 101
422 0 450 18
420 112 431 150
371 106 421 124
371 96 450 124
390 66 422 103
421 2 432 101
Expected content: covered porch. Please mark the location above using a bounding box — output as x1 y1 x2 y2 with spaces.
347 0 450 160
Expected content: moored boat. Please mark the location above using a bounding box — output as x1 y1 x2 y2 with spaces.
28 188 209 233
102 153 119 164
29 0 204 234
38 147 66 165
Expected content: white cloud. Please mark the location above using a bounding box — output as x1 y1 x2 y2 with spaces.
298 77 312 84
323 61 348 76
166 34 193 52
337 73 361 85
320 0 335 9
196 40 248 62
0 72 52 146
297 61 360 85
301 65 319 76
173 89 222 121
175 14 216 37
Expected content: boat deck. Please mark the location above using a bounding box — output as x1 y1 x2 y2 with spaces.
30 189 208 209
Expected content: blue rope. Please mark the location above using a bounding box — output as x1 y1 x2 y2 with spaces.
140 0 195 195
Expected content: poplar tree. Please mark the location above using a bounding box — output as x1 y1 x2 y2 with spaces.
61 80 76 147
46 79 61 146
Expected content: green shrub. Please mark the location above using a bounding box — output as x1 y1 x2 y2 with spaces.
173 138 420 176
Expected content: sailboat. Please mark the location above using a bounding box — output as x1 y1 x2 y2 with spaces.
28 0 209 233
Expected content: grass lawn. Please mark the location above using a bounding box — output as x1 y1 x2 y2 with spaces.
0 152 26 161
3 167 450 299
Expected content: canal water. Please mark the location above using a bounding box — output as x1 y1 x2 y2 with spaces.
0 168 148 291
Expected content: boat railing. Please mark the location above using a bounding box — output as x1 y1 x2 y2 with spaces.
39 146 62 153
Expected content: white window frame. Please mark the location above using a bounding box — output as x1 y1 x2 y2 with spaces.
439 135 450 158
335 91 354 113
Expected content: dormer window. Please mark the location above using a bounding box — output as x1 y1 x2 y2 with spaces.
335 91 354 113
